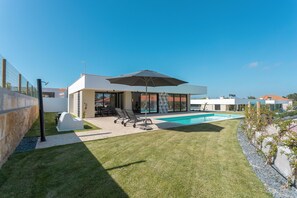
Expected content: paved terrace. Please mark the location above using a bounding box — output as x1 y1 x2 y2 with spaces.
36 112 206 149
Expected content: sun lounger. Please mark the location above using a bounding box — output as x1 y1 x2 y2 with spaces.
114 108 129 124
123 109 153 128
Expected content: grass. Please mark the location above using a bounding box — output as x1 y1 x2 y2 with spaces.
0 119 271 197
25 112 99 137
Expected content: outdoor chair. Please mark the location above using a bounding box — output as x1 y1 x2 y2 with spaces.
114 108 129 124
123 109 153 128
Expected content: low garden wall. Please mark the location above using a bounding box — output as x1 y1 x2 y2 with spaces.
253 128 295 180
242 103 297 186
0 88 38 167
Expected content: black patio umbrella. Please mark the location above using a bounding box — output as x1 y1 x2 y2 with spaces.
107 70 187 130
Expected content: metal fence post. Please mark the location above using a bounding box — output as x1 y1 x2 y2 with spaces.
26 81 29 95
18 74 22 93
2 58 6 88
37 79 46 141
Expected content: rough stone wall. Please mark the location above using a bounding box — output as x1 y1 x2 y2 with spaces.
0 87 39 167
159 93 168 113
0 105 38 167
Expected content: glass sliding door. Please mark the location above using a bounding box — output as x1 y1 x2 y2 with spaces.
168 94 174 112
140 93 149 113
174 94 181 111
95 92 123 116
181 95 187 111
134 92 158 114
149 94 158 113
95 93 104 108
167 93 188 112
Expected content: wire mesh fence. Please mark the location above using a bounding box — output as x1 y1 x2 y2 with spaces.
1 55 37 98
0 54 3 88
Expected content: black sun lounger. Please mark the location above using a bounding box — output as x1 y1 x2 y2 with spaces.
114 108 129 124
123 109 153 128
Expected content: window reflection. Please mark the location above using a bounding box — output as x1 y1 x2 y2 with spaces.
167 94 187 112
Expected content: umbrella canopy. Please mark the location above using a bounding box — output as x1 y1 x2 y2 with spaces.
107 70 187 130
107 70 187 87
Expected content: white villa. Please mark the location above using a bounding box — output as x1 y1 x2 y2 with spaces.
191 95 293 112
68 74 207 118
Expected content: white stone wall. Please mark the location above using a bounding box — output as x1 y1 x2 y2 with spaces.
158 93 168 113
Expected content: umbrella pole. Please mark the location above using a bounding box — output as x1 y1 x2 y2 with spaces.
142 79 152 130
145 83 148 127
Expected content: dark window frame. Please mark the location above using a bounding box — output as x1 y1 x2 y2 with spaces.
168 94 188 112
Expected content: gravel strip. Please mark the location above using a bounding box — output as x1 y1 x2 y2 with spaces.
237 122 297 198
14 137 38 153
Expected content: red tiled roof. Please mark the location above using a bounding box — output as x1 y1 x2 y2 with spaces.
259 95 290 101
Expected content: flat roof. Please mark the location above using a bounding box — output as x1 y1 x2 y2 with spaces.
68 74 207 95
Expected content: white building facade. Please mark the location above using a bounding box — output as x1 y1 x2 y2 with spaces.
191 97 293 112
68 74 207 118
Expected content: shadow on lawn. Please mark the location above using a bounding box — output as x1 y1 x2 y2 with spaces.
0 142 129 197
167 123 224 133
106 160 146 171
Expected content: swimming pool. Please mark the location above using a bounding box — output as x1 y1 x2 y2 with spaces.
157 113 244 125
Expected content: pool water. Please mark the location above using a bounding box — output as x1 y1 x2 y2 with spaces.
157 113 243 125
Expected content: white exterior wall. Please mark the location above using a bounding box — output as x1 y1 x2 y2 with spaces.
68 74 207 95
71 92 83 118
43 98 67 113
68 94 73 114
42 88 67 98
220 104 228 111
187 94 191 112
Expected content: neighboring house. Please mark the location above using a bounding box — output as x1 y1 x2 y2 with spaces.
42 88 68 112
191 97 264 111
42 88 67 98
68 74 207 118
259 95 293 111
191 95 293 112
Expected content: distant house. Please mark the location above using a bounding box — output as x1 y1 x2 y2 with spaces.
42 88 67 98
259 95 293 111
42 88 68 112
191 95 293 112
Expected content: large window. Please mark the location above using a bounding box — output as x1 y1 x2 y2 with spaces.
140 93 158 113
181 95 187 111
215 104 221 111
168 94 174 112
149 94 158 113
132 92 158 113
167 94 187 112
95 92 123 110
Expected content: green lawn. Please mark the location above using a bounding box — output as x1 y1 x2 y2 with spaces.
25 112 99 137
0 119 271 197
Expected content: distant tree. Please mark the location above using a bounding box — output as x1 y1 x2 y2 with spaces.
287 93 297 101
248 96 256 99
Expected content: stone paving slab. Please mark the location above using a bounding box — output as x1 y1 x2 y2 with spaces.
35 113 193 149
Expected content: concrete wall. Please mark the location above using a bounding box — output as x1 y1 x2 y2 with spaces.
0 87 38 167
81 90 95 118
123 91 132 110
43 98 67 112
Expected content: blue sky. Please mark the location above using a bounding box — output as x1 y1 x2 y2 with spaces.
0 0 296 98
